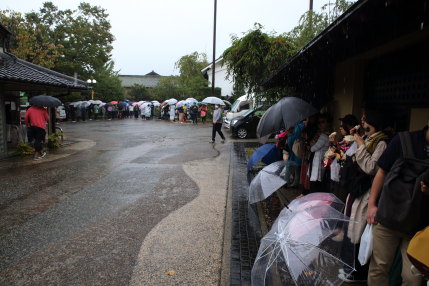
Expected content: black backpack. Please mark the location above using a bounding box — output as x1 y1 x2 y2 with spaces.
376 132 429 235
339 155 373 198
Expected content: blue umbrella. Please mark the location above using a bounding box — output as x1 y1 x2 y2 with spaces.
247 143 283 170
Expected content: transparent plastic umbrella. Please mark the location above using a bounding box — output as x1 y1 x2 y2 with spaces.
202 96 225 105
251 193 355 286
248 161 288 204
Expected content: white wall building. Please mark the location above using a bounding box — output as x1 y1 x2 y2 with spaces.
201 57 234 98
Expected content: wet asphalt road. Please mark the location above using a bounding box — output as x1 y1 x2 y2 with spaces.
0 119 225 285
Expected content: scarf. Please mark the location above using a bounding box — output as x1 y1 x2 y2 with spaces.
365 131 388 154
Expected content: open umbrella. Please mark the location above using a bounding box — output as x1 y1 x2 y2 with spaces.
110 100 118 105
248 160 288 204
185 98 198 104
167 98 177 105
151 100 160 106
29 95 62 108
256 97 318 138
222 99 232 106
247 143 282 170
202 96 225 106
176 100 186 107
117 101 128 109
251 193 355 286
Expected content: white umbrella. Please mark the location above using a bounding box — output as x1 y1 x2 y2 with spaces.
185 98 198 104
167 98 177 105
151 100 160 106
70 101 82 107
176 100 186 107
202 96 225 106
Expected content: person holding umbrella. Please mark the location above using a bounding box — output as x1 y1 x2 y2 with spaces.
24 105 49 160
210 104 225 144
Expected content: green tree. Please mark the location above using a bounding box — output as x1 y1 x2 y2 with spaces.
222 23 295 100
91 62 124 102
152 76 182 102
0 9 62 68
287 0 354 52
174 52 209 97
128 84 152 101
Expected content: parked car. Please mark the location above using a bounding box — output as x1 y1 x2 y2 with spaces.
224 94 256 129
230 108 265 139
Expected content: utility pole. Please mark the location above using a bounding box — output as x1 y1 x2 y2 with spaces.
211 0 217 97
309 0 313 10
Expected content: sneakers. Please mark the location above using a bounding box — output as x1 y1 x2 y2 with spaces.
40 152 47 158
221 139 225 144
209 140 215 143
33 156 41 161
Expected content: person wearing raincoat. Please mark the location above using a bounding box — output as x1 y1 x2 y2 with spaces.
169 104 175 122
144 104 152 120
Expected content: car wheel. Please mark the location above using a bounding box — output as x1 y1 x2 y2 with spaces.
237 128 248 139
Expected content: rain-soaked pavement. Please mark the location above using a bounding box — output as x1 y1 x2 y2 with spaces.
0 119 231 286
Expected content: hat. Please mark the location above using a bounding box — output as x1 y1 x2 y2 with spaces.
339 114 359 128
364 111 385 131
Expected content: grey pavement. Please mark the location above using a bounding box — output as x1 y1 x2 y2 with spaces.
0 119 233 286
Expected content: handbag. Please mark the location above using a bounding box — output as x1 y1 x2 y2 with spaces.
407 226 429 279
358 224 373 266
291 138 304 158
376 132 429 235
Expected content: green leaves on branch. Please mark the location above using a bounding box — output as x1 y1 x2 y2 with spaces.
222 23 295 98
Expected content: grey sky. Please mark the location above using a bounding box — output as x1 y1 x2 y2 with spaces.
3 0 330 76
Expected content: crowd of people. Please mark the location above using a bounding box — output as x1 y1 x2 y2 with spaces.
61 102 212 123
275 110 429 285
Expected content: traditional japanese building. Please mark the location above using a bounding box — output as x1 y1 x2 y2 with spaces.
0 22 89 158
263 0 429 131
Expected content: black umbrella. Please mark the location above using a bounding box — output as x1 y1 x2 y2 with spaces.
256 97 318 138
29 95 62 108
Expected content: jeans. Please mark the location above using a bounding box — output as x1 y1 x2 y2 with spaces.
212 123 225 141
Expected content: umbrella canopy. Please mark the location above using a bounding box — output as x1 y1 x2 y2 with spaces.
29 95 62 108
151 100 160 106
167 98 177 105
256 97 318 138
91 100 103 105
222 100 232 106
185 98 198 104
80 101 90 108
110 100 118 105
251 193 355 286
202 96 225 106
248 161 288 204
70 101 82 107
247 143 282 170
176 100 186 107
117 101 128 109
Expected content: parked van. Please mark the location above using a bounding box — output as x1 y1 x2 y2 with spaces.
224 94 256 129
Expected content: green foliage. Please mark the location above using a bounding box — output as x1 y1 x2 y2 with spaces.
14 142 34 156
1 2 118 97
47 130 64 149
152 76 182 102
175 52 209 93
287 0 354 52
128 84 152 101
92 62 125 102
222 23 295 99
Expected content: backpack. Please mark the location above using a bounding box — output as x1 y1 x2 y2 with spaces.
339 155 372 198
376 131 429 235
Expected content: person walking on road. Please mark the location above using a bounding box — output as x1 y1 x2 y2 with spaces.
210 104 225 143
24 105 49 160
190 102 199 124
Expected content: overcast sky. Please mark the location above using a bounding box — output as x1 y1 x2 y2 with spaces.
3 0 330 76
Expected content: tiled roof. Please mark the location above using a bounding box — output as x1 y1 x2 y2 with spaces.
0 52 88 90
119 74 162 88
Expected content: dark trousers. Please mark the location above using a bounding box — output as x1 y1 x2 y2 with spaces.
30 126 46 153
212 123 225 141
